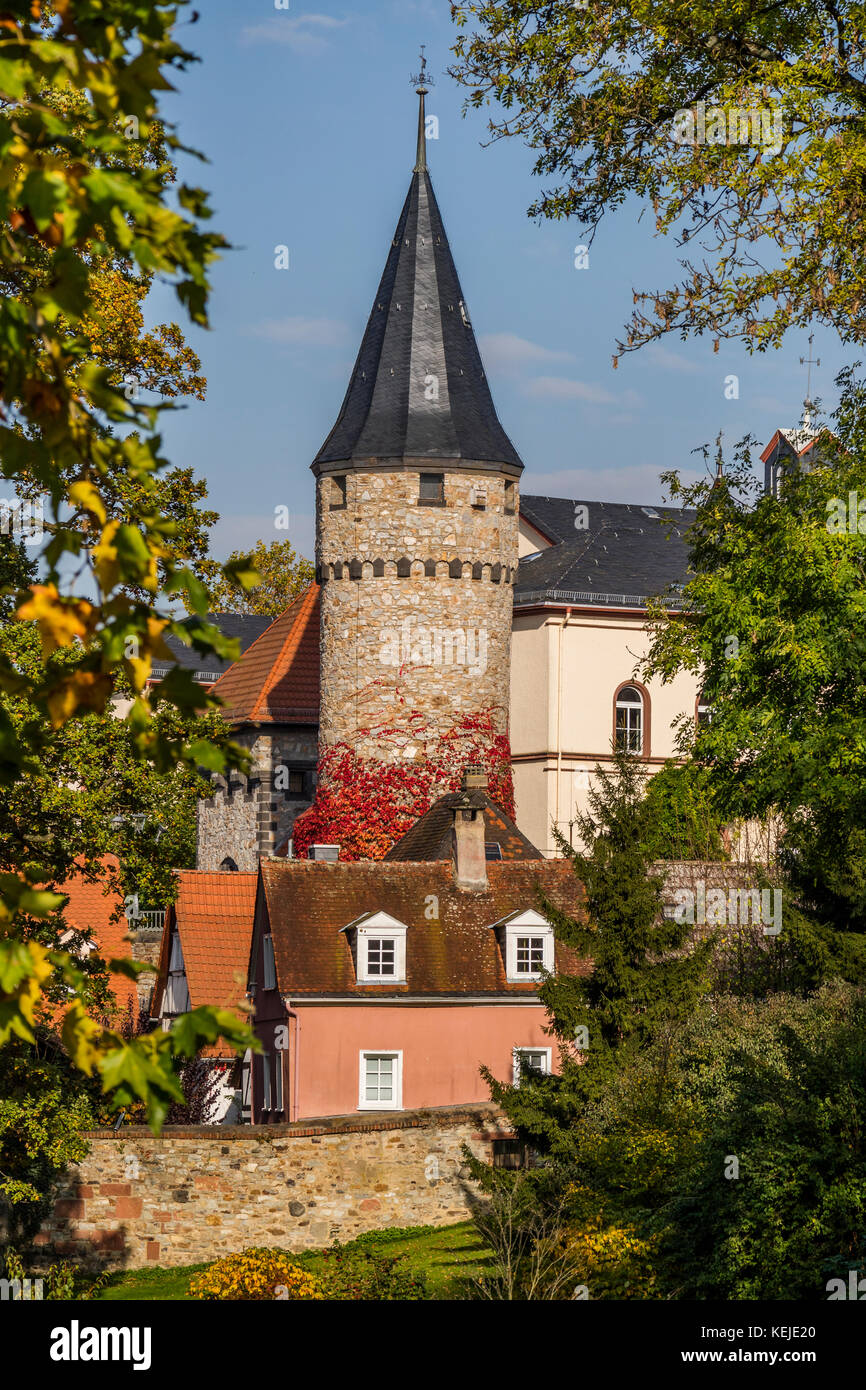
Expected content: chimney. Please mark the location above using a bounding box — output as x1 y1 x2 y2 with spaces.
452 766 488 891
309 844 340 862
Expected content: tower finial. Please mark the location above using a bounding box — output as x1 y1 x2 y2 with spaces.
799 331 820 430
410 44 435 173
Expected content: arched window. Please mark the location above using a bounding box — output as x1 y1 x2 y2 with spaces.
615 685 645 754
219 856 239 873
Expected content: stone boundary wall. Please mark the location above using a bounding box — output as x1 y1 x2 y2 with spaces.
31 1103 509 1271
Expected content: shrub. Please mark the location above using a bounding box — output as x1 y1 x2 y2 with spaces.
317 1240 428 1300
188 1248 325 1301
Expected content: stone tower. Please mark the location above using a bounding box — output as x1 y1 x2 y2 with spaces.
312 62 523 768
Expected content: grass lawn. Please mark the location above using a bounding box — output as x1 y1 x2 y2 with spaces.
95 1221 492 1301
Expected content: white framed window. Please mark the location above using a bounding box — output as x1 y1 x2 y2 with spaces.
501 909 554 982
615 684 644 754
359 1051 403 1111
350 911 408 983
513 1047 552 1085
366 937 396 976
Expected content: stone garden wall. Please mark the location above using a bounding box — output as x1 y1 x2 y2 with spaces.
31 1103 508 1271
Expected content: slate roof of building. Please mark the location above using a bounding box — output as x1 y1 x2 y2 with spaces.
385 789 543 862
312 158 523 473
259 858 584 998
152 613 274 685
516 495 695 610
152 871 258 1025
209 585 320 726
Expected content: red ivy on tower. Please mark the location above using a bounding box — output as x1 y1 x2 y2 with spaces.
291 707 514 861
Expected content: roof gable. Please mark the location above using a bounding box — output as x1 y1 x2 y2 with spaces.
153 870 258 1019
340 909 410 935
385 790 542 862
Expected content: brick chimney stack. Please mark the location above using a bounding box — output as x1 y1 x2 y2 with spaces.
452 766 488 891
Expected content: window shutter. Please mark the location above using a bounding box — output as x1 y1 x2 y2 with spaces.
262 936 276 991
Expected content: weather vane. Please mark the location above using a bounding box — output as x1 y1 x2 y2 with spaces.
410 44 435 92
799 332 821 426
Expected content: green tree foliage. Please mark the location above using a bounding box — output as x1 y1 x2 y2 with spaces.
472 985 866 1300
641 759 727 861
194 538 315 618
655 984 866 1299
5 77 220 589
477 752 714 1161
0 537 222 907
450 1 866 354
0 1 255 1128
643 368 866 961
0 1031 96 1240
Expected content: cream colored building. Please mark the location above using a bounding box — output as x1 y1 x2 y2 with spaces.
511 495 701 856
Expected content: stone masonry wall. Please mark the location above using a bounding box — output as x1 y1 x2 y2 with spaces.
130 925 162 1013
196 728 317 870
32 1103 508 1270
317 469 518 758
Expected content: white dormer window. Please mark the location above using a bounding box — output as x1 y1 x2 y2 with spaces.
343 910 409 984
492 909 555 982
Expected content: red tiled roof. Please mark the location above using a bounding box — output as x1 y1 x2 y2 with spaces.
210 585 320 725
260 858 585 997
46 855 138 1022
152 870 258 1021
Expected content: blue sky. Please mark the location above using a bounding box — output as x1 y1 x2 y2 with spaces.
145 0 850 565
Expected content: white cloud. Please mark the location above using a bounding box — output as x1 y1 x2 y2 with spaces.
479 332 576 374
241 14 349 54
523 376 642 408
643 343 704 374
388 0 441 16
524 376 617 404
249 316 351 348
521 463 705 505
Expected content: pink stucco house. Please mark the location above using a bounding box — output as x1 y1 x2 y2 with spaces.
246 778 585 1122
154 772 586 1123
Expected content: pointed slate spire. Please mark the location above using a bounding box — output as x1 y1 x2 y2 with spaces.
312 61 523 476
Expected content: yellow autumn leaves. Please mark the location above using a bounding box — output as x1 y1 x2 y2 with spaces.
188 1250 326 1301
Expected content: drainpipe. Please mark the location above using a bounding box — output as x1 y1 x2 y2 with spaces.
555 608 573 843
284 1000 300 1122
